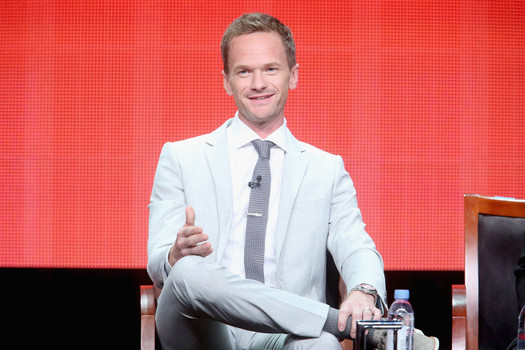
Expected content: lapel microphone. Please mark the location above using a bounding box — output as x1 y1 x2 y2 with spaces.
248 175 262 188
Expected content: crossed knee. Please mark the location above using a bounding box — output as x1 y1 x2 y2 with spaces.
283 331 340 349
167 255 207 294
167 255 232 300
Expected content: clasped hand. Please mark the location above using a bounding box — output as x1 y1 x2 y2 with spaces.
339 290 382 339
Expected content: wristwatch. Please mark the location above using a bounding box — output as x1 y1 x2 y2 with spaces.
350 283 378 303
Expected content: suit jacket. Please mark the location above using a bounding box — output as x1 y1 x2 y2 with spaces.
147 118 386 309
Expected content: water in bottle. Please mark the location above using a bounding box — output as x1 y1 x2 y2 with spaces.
387 289 415 350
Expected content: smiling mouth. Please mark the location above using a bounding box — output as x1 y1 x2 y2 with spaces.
249 94 273 101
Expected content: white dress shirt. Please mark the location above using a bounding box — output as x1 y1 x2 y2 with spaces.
220 113 287 288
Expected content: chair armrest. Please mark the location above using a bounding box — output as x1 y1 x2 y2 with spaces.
141 285 156 316
141 285 157 350
451 284 466 350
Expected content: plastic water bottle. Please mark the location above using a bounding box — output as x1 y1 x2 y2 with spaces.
518 305 525 349
387 289 415 350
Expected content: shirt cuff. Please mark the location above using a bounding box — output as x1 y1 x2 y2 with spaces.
163 248 173 278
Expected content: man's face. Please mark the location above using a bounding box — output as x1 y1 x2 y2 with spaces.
223 31 299 133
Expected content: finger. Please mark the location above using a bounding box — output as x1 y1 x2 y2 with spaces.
184 206 196 227
350 308 362 339
362 307 374 320
350 317 358 339
372 307 382 320
184 241 213 257
176 232 208 252
178 225 203 238
184 233 209 247
337 309 350 332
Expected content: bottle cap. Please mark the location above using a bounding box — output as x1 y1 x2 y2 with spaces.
394 289 410 300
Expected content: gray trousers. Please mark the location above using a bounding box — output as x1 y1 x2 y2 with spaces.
156 256 341 350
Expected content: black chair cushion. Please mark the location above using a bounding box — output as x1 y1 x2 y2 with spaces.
478 214 525 350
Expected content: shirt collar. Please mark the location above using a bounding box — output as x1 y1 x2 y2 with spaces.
229 112 288 152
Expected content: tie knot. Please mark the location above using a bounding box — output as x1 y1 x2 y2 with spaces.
252 139 274 159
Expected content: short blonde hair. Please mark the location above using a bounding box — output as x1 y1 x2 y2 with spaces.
221 13 296 74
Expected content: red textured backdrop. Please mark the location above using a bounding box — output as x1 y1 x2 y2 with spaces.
1 0 524 270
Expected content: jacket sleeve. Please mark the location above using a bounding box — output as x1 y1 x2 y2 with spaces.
326 155 387 312
147 142 187 288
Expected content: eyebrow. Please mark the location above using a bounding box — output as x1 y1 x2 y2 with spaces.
232 62 284 72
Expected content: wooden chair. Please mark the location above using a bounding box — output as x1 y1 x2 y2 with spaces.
140 285 160 350
452 194 525 350
140 278 355 349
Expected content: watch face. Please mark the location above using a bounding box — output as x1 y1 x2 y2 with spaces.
360 284 377 293
351 284 378 301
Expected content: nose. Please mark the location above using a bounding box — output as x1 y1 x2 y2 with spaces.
250 70 267 91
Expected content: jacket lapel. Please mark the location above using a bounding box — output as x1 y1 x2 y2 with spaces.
204 119 234 262
275 131 308 264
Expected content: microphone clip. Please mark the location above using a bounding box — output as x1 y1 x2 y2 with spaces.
248 175 262 188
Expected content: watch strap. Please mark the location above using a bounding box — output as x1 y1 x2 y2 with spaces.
350 283 378 303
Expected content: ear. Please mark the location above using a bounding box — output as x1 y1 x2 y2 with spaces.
222 71 233 96
288 63 299 90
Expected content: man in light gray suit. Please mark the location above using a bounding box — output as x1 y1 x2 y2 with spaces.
148 13 387 350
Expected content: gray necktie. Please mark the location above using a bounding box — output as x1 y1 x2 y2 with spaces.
244 139 274 283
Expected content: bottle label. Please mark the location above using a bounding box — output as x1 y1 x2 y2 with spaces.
386 327 407 350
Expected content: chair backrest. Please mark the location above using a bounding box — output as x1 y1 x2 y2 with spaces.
464 194 525 350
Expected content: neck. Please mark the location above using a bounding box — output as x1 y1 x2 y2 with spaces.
238 115 284 139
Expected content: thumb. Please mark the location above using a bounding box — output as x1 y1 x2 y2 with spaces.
184 206 195 227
